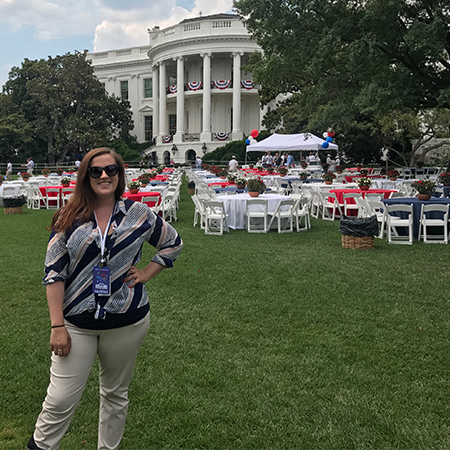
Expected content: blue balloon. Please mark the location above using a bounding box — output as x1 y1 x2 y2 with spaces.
322 142 329 149
326 136 333 142
246 138 250 145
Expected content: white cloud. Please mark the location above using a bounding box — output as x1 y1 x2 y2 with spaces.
92 0 234 51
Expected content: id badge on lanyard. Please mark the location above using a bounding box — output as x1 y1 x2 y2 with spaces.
92 213 112 296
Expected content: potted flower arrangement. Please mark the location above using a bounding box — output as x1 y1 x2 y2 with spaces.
188 180 196 194
235 175 246 189
387 169 400 181
57 168 65 176
360 168 369 176
299 171 309 180
42 168 51 177
60 177 71 187
300 161 308 169
124 163 130 169
278 167 288 176
156 165 165 174
138 173 151 187
128 181 141 194
336 165 343 174
356 177 372 191
322 172 336 184
411 180 436 200
149 170 158 179
227 173 237 184
437 172 450 186
249 164 254 169
219 168 228 179
322 163 330 172
21 172 31 181
266 166 274 173
246 177 266 197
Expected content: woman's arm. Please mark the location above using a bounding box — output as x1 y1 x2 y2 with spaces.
124 261 165 288
47 281 72 356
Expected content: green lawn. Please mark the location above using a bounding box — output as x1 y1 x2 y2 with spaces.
0 186 449 449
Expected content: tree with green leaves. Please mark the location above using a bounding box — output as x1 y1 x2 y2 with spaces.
234 0 450 165
1 51 133 164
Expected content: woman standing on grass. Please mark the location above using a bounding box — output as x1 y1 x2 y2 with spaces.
27 147 183 450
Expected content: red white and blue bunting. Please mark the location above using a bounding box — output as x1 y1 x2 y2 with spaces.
215 132 229 141
241 80 254 90
187 81 202 91
213 80 231 89
169 85 177 94
162 135 172 143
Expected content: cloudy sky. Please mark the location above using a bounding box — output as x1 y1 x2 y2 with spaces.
0 0 234 88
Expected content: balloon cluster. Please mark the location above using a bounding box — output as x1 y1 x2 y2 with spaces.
321 130 335 149
246 129 259 145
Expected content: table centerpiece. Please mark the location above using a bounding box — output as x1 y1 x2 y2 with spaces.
437 172 450 186
411 180 436 200
322 171 336 185
247 178 266 197
128 181 141 194
356 177 372 191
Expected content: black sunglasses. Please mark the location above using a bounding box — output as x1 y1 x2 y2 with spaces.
88 164 119 178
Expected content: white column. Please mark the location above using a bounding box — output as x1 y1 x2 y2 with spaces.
152 65 159 144
200 52 212 142
174 56 184 144
232 51 243 140
159 61 167 139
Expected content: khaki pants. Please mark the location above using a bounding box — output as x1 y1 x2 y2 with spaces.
33 314 150 450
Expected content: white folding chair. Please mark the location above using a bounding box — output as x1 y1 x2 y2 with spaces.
45 188 61 210
294 197 311 231
246 198 269 233
192 195 206 229
417 203 449 244
367 200 387 238
203 201 229 235
342 192 361 216
267 199 295 233
319 191 341 221
385 203 413 245
61 187 74 206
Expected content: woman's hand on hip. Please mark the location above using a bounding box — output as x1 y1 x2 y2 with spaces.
124 266 149 287
50 327 72 357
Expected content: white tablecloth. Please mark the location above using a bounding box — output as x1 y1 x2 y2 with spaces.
0 184 22 206
216 193 289 229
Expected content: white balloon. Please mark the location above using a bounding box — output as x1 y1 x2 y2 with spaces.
250 139 258 145
323 132 328 139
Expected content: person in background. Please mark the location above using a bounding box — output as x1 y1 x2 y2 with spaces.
195 156 202 170
228 155 239 172
139 159 145 171
22 158 34 175
286 152 294 168
27 147 183 450
266 151 273 167
6 161 12 180
74 159 81 170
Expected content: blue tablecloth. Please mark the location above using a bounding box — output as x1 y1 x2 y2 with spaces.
383 197 450 239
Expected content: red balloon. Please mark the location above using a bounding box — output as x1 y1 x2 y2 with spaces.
327 130 335 137
250 129 259 138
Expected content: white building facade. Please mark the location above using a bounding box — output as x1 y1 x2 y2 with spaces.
88 14 268 165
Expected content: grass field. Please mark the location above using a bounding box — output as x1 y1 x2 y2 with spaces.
0 184 449 449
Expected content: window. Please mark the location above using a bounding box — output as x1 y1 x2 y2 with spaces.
169 114 177 135
144 116 153 142
120 81 129 100
144 78 152 98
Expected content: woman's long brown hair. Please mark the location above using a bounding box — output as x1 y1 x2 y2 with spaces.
50 147 126 233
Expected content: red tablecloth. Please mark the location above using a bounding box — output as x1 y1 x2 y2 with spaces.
122 191 161 207
344 175 385 183
39 185 75 207
329 188 396 205
208 181 231 188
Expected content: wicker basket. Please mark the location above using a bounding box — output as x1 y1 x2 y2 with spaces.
341 234 374 249
4 206 23 215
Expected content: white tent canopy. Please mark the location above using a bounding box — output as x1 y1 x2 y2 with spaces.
246 133 338 152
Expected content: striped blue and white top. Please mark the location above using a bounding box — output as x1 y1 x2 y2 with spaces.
43 199 183 328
